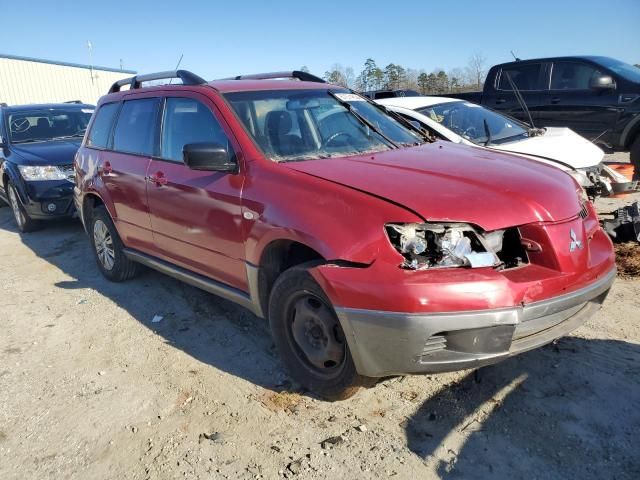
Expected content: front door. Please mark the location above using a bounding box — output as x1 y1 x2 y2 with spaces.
538 60 620 142
146 94 247 291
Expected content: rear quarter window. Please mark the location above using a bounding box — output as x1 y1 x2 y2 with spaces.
497 64 543 91
87 102 120 149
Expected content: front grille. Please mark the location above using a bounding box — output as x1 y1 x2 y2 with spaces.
61 165 75 182
579 203 589 219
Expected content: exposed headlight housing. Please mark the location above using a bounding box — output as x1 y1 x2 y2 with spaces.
386 222 504 270
18 165 68 181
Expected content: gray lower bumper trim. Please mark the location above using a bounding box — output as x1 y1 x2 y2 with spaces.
335 268 616 377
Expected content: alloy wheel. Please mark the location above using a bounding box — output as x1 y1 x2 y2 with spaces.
8 185 25 228
93 219 115 271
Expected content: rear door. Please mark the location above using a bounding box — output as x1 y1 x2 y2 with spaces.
538 60 620 141
97 97 160 251
485 62 545 126
146 93 247 291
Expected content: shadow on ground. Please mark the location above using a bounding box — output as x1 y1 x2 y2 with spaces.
0 209 286 392
406 337 640 479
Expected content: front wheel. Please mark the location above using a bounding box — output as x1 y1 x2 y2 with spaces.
268 265 374 400
7 182 39 233
89 205 140 282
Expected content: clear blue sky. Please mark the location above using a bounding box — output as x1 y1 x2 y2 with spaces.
3 0 639 79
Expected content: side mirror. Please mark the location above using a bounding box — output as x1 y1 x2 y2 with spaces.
183 143 237 173
590 74 615 90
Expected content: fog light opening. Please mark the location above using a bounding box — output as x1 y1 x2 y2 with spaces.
47 203 57 212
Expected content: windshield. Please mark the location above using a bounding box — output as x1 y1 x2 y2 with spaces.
416 101 528 145
6 108 93 144
224 89 420 162
595 57 640 83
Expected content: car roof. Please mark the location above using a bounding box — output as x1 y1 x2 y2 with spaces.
377 96 462 109
208 79 334 93
3 103 95 113
496 55 616 67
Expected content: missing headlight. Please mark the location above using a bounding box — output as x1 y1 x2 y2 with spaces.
386 223 503 270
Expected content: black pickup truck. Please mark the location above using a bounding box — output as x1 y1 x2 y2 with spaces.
442 56 640 176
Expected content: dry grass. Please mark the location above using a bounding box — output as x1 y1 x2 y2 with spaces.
615 242 640 278
260 391 303 412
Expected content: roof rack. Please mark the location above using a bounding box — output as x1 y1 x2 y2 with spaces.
64 100 83 104
225 70 325 83
0 102 7 107
108 70 207 94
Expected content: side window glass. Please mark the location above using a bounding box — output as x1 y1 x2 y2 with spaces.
161 97 233 162
86 102 119 149
498 64 542 91
112 98 160 156
551 62 599 90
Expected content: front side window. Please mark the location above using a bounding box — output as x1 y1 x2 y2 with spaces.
497 64 542 91
224 89 419 162
6 107 94 144
551 62 600 90
112 98 160 156
161 98 233 162
416 101 528 145
87 103 119 149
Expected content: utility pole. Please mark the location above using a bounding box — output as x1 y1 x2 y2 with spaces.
87 40 94 84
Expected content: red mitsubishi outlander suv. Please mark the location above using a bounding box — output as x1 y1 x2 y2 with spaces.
75 70 616 399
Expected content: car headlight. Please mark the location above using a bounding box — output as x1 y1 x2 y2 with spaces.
568 169 590 188
385 222 503 270
18 165 68 181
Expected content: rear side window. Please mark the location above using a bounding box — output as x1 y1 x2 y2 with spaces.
113 98 160 156
497 64 542 91
86 103 119 149
161 98 233 162
551 62 600 90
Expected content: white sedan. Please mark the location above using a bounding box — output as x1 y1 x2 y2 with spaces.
377 96 634 198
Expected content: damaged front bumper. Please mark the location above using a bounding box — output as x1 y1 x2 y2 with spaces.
329 267 615 378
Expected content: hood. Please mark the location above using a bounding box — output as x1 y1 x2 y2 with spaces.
10 139 81 166
491 127 603 170
285 142 581 232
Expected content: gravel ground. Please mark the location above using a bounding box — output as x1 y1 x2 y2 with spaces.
0 155 639 479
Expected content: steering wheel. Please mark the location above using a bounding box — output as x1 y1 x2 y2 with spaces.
322 131 352 149
462 126 478 138
11 118 30 133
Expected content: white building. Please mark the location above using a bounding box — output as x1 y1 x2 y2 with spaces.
0 54 135 106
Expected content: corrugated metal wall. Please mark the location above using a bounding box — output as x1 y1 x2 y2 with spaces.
0 57 133 105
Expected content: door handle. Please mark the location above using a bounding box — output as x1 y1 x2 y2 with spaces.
495 98 506 104
102 161 112 175
550 97 561 104
147 172 168 186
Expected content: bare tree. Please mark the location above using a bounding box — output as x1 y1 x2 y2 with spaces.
466 52 487 89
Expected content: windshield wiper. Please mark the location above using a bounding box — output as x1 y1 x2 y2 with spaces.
378 105 434 144
483 118 492 146
327 91 398 149
11 138 47 144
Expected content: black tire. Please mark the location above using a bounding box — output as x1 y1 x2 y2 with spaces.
631 136 640 181
7 182 39 233
268 264 374 400
89 205 140 282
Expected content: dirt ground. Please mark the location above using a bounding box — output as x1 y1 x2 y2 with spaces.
1 156 639 480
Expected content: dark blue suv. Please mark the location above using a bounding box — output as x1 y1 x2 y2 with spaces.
0 103 94 232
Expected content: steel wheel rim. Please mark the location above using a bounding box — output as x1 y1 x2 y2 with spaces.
93 220 115 271
287 292 346 377
8 186 25 227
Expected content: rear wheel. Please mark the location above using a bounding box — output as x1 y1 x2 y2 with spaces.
631 136 640 181
7 182 39 233
89 205 140 282
268 265 374 400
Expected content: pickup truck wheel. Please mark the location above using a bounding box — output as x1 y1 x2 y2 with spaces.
89 206 140 282
631 136 640 181
268 265 373 400
7 182 39 233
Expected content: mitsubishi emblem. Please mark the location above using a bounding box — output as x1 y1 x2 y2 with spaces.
569 228 583 252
